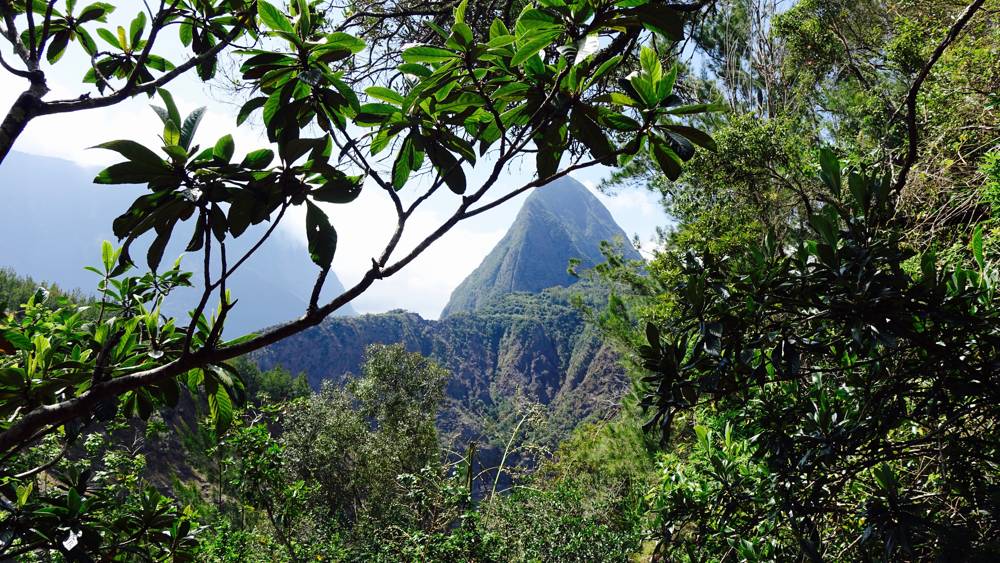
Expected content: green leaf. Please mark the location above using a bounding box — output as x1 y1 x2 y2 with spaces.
392 134 418 189
78 3 111 24
426 142 466 194
94 161 166 184
157 89 181 128
665 102 721 115
511 29 561 66
163 120 181 146
262 90 284 127
366 86 404 106
819 147 841 197
96 27 120 48
294 0 311 32
448 22 474 50
1 330 30 351
972 226 985 271
67 488 82 516
487 33 516 48
636 5 684 41
237 97 267 126
76 27 98 56
597 110 641 131
258 1 294 33
586 55 621 88
179 21 193 46
241 148 274 169
101 240 116 272
180 107 205 150
305 201 337 269
45 30 70 64
640 46 661 82
535 122 566 179
311 174 362 204
490 18 510 39
401 45 456 64
92 140 164 168
693 425 710 447
208 383 234 434
659 64 678 100
129 10 145 46
324 32 365 53
454 0 468 23
355 102 399 126
650 137 683 181
144 54 175 72
515 8 558 35
147 221 175 272
570 109 615 164
163 145 188 163
15 482 32 507
596 92 640 107
213 134 235 162
398 63 431 77
629 74 658 106
663 125 716 151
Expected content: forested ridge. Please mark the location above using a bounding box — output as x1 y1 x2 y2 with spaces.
1 0 998 560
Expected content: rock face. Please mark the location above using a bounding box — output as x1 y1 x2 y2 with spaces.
440 176 642 317
254 288 629 443
0 151 355 333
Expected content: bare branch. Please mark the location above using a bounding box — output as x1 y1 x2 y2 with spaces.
0 49 30 78
0 1 32 67
891 0 986 194
35 0 58 62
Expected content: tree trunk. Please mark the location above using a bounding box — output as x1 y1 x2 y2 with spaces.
0 79 48 166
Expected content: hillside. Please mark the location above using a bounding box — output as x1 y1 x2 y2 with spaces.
255 286 627 445
441 176 642 317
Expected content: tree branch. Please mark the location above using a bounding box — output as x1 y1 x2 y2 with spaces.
891 0 986 194
37 21 244 116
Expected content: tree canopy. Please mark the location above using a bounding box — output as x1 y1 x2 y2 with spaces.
0 0 715 557
2 0 998 560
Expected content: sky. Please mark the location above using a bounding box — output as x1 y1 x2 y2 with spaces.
0 16 670 319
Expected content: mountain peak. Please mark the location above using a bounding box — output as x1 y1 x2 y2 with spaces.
441 176 641 317
525 174 601 212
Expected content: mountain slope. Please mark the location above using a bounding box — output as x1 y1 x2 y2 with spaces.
0 151 354 333
441 176 641 317
254 286 628 445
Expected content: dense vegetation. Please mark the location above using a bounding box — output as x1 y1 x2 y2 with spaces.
590 0 1000 559
2 0 999 560
255 280 629 459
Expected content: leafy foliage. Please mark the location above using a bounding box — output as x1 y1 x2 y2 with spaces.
619 154 1000 559
0 3 712 557
193 344 649 561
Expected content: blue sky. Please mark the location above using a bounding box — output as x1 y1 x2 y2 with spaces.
0 21 669 318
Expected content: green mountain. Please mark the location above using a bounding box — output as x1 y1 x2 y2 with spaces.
255 286 627 445
441 176 641 317
255 177 643 447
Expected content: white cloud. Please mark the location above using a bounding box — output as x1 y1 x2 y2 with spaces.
1 53 668 318
0 74 263 167
577 173 668 252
